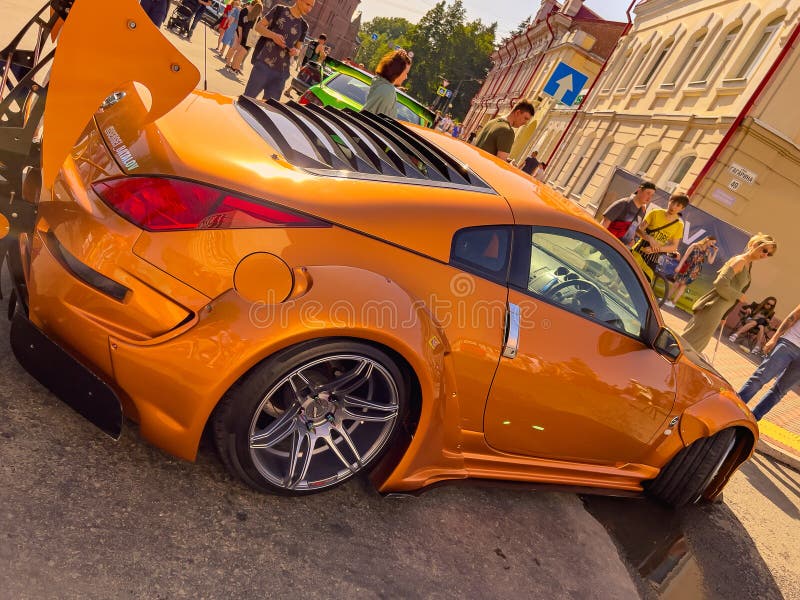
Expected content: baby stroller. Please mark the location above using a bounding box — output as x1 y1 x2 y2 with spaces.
166 1 195 37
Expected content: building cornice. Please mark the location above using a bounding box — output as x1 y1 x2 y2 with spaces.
549 110 737 127
745 117 800 156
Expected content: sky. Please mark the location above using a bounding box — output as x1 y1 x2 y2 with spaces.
357 0 635 42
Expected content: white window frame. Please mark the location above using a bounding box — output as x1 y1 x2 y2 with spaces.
666 154 697 189
617 43 650 91
664 32 706 85
574 142 611 197
734 16 783 79
638 39 673 87
694 24 741 83
637 146 661 176
618 144 638 169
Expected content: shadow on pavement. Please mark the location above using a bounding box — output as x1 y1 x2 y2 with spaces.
741 455 800 512
582 495 784 600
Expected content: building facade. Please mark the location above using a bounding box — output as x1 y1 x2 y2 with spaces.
302 0 361 60
463 0 625 162
536 0 800 314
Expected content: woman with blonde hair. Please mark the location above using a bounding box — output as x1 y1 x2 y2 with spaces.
682 233 777 353
362 49 412 119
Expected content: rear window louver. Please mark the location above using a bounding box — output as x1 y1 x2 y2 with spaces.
236 96 494 193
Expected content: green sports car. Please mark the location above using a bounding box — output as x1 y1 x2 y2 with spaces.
298 58 435 128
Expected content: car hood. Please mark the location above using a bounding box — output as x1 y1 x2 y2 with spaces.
677 335 730 385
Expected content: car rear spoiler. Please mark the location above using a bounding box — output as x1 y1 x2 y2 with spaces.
0 0 199 240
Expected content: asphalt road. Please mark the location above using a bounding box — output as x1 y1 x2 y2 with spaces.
1 2 799 599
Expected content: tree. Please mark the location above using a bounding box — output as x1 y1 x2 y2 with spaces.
355 17 413 70
499 15 532 46
355 1 496 120
403 1 495 119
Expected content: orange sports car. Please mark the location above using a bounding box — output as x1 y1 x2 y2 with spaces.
0 0 757 505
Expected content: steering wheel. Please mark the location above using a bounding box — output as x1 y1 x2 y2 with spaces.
544 278 607 317
545 278 602 300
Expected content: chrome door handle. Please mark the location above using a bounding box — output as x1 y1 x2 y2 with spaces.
503 302 521 359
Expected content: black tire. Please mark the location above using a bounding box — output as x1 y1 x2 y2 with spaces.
213 339 408 495
646 428 737 507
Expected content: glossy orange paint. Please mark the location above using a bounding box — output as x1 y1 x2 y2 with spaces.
42 0 198 187
18 0 759 499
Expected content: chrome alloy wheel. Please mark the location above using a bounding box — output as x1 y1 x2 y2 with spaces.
248 354 400 491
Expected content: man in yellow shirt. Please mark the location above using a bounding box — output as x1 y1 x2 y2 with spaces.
636 193 689 256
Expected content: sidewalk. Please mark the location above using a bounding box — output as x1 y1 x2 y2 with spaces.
661 307 800 471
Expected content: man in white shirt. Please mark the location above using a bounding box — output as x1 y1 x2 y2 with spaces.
738 303 800 420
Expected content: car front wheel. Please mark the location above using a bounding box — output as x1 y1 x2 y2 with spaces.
213 340 407 495
646 428 738 507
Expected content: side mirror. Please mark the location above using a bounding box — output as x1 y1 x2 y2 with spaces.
654 327 682 361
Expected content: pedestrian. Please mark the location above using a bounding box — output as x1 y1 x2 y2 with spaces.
729 296 778 355
244 0 314 101
302 33 327 67
217 0 241 56
184 0 212 41
533 161 547 181
140 0 170 29
473 100 535 161
738 303 800 421
437 113 454 134
211 0 234 31
664 235 718 308
361 49 412 119
632 193 689 270
225 0 262 75
682 233 777 353
451 121 461 138
520 150 539 175
600 180 656 245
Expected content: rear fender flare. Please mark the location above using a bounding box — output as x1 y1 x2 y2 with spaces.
117 266 450 462
210 266 450 460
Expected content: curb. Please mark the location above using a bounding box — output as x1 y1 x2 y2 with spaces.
755 438 800 472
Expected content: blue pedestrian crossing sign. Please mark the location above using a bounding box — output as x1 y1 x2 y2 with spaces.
543 62 589 106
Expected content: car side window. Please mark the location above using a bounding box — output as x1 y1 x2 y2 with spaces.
326 74 369 105
395 102 421 125
450 226 511 284
525 228 649 336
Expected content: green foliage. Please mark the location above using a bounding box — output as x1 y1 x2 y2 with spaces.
357 1 496 120
355 17 413 70
500 15 532 46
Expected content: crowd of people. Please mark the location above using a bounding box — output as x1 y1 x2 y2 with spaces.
598 178 797 422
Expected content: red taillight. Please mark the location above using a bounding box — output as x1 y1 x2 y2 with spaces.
299 90 323 106
91 177 327 231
